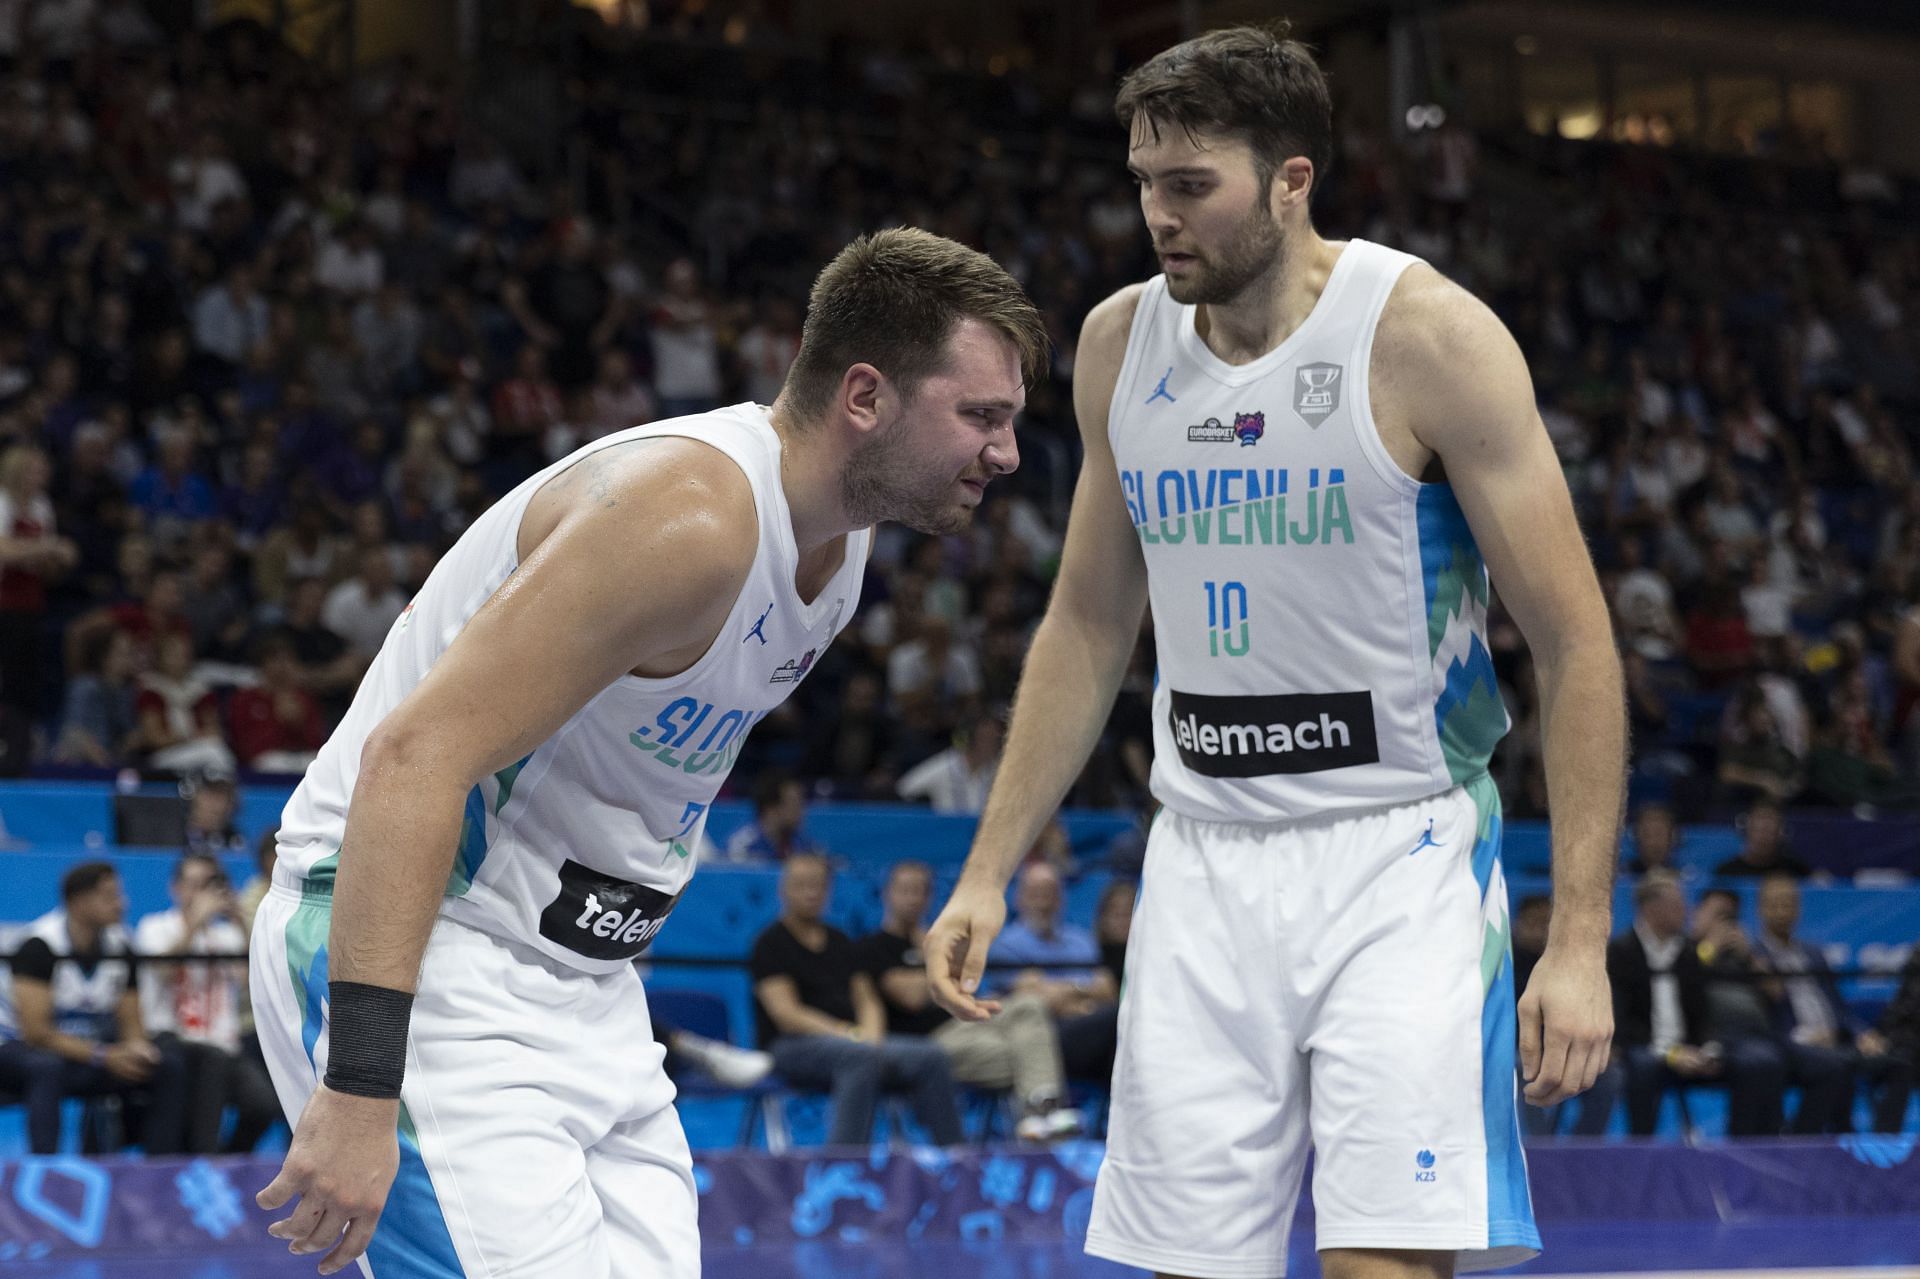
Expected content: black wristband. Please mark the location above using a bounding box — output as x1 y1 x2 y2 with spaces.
323 981 415 1100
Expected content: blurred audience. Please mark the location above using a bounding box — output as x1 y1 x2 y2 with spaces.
859 861 1081 1142
132 852 279 1153
0 863 187 1154
749 854 962 1146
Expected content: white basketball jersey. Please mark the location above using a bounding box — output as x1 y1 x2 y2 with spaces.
1109 240 1507 825
0 912 133 1040
277 404 868 975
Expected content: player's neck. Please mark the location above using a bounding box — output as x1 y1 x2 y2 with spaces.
1191 231 1338 367
768 400 859 553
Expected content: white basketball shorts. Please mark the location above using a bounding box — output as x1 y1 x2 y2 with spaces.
1086 772 1539 1277
250 868 700 1278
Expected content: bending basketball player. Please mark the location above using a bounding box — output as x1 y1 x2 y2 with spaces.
927 25 1620 1279
250 228 1044 1278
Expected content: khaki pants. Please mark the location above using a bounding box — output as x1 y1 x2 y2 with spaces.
931 991 1064 1104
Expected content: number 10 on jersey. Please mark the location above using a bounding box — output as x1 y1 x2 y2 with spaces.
1204 580 1250 657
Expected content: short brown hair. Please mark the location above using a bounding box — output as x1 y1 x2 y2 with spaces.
783 228 1049 421
1115 22 1333 198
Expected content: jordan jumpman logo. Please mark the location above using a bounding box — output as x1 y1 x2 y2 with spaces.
744 602 773 645
1409 819 1444 856
1145 366 1177 405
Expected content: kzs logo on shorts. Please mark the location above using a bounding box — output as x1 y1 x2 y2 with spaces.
538 858 681 960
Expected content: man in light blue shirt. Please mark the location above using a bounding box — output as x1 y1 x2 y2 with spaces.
988 862 1118 1085
991 863 1101 978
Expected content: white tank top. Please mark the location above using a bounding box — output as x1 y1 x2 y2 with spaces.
1109 240 1507 825
277 404 868 975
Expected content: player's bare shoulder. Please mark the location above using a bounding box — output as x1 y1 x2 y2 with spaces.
518 436 757 568
1371 261 1533 463
1073 282 1149 444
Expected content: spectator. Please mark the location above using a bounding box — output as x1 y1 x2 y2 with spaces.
128 429 218 543
0 863 188 1154
314 219 385 296
724 771 824 862
133 633 237 777
1684 580 1755 690
749 855 963 1146
229 635 326 772
1625 802 1683 875
0 443 79 717
584 348 657 439
1753 875 1908 1134
488 342 563 486
648 257 723 418
860 862 1080 1142
990 863 1121 1084
190 263 270 367
321 545 409 659
897 708 1003 816
734 296 802 406
1614 537 1683 661
132 853 280 1153
52 625 140 766
181 543 252 664
1690 888 1790 1134
184 772 248 855
103 568 194 669
168 132 246 234
1713 799 1813 879
1608 873 1784 1137
804 669 899 798
887 614 983 721
1716 688 1802 806
275 576 365 715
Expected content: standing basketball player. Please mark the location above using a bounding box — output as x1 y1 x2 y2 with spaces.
250 228 1044 1278
927 25 1619 1279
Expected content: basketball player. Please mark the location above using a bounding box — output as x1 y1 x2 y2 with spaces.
926 25 1620 1279
250 228 1044 1278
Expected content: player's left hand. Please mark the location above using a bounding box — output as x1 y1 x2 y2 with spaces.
1517 945 1612 1107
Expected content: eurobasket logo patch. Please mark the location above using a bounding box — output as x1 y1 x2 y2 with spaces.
1295 363 1342 426
1188 410 1265 446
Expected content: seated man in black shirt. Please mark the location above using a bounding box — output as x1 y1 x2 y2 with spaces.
0 862 188 1154
860 861 1080 1143
1609 872 1786 1136
749 855 962 1147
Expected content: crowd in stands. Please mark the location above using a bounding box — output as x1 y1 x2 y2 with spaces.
1 3 1919 1156
0 13 1914 831
3 793 1917 1154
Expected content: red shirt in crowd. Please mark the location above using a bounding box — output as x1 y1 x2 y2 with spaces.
228 685 326 766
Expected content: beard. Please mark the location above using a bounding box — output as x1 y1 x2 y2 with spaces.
1163 190 1284 307
841 415 974 535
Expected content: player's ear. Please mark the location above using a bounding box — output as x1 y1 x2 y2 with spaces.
840 364 889 437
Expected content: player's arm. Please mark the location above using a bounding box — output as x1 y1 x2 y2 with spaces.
926 285 1151 1021
754 976 858 1039
1391 267 1622 1106
849 972 888 1042
328 448 754 1006
259 443 755 1273
878 966 932 1012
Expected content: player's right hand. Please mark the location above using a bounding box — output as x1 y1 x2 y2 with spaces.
925 884 1007 1023
257 1085 400 1276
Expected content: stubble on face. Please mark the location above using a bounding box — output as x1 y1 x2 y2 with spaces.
1163 180 1285 307
840 409 973 535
